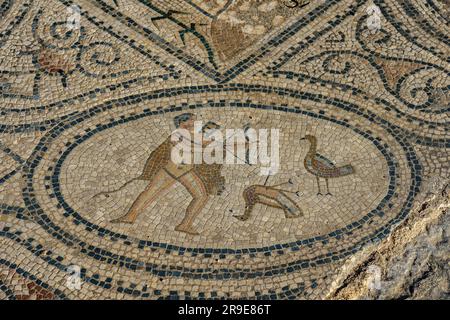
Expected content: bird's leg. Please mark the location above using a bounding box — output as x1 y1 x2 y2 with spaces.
316 176 322 195
59 71 68 88
325 178 332 196
179 30 187 45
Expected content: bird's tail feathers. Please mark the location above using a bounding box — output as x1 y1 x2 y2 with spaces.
338 164 354 176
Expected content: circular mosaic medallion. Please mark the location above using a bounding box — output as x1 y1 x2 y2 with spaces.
21 88 421 297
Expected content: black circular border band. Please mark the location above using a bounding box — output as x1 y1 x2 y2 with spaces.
21 86 422 280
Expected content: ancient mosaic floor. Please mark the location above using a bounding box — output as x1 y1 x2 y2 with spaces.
0 0 449 300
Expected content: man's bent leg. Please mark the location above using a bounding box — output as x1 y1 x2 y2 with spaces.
175 172 209 235
111 170 175 223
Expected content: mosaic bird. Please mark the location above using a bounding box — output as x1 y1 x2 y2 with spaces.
151 10 187 23
300 135 354 195
235 179 303 221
